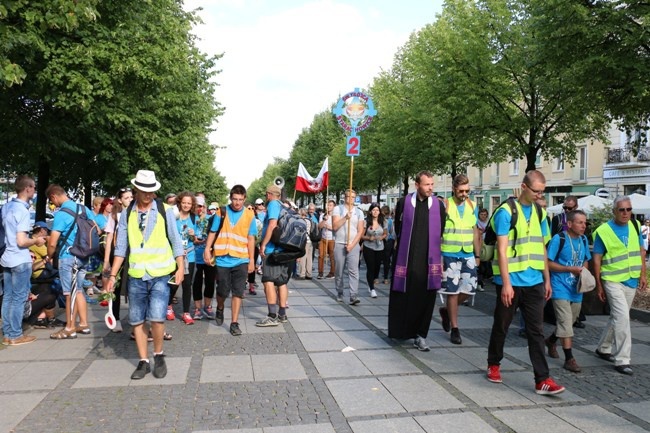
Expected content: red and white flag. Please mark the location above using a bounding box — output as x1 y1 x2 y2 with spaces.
295 158 329 193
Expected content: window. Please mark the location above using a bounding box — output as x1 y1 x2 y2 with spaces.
491 195 501 213
478 168 483 187
535 150 542 168
578 147 587 181
510 159 519 176
554 154 564 172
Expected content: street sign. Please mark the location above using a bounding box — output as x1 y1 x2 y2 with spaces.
346 135 360 156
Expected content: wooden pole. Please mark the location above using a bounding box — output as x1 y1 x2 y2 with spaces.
346 156 354 245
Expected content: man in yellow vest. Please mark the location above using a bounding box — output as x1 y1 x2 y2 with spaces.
593 196 647 375
106 170 185 380
203 185 257 336
439 174 481 345
486 170 565 395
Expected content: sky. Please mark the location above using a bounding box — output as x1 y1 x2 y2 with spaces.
183 0 444 188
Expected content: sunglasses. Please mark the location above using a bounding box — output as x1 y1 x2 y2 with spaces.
563 205 576 211
138 213 147 231
617 207 633 212
119 187 132 193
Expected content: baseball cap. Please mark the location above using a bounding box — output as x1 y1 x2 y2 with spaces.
255 198 264 205
33 221 50 231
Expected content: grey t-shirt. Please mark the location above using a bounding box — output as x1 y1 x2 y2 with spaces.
363 222 386 251
332 205 364 245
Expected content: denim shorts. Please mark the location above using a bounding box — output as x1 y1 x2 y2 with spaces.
216 263 248 299
128 276 170 325
439 256 477 295
58 257 88 295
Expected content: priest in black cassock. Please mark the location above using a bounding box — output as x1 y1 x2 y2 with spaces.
388 170 446 352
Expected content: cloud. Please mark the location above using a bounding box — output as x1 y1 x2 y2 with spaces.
184 0 440 187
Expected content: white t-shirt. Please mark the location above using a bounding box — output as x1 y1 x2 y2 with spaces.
319 213 334 241
332 205 364 245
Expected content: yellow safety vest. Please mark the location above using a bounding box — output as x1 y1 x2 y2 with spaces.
127 205 176 278
213 208 255 259
492 201 547 275
442 199 476 254
595 221 642 282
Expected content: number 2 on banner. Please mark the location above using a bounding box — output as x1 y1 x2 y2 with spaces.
346 135 360 156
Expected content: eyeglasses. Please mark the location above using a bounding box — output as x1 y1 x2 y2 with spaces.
525 184 545 195
617 207 633 212
138 213 147 231
247 207 254 210
456 188 470 194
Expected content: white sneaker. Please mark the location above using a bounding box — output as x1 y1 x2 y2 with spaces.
111 321 123 333
370 289 377 298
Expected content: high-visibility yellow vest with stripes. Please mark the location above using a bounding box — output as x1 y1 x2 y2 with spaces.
595 221 642 282
213 207 255 259
491 201 547 275
127 205 176 278
442 199 476 254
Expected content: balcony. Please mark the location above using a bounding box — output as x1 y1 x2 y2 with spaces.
606 147 650 168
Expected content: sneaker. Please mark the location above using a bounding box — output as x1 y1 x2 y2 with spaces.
248 283 257 295
477 283 485 292
112 321 123 333
615 365 633 375
535 377 565 395
181 312 195 325
487 365 502 383
413 336 430 352
439 307 450 332
47 317 66 328
349 297 360 306
215 308 224 326
153 354 167 378
563 358 582 373
166 307 175 321
317 273 323 279
325 274 335 279
278 314 288 323
192 308 204 320
202 305 216 320
336 294 344 303
450 328 462 345
545 338 559 358
7 335 37 346
370 289 378 298
131 360 151 380
33 318 49 329
230 322 242 336
256 315 280 327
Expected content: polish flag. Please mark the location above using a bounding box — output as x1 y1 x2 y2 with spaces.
295 158 329 193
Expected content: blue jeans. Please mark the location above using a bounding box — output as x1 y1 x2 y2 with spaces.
128 276 170 325
2 262 32 339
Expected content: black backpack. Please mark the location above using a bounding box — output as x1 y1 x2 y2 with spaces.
479 198 543 261
551 231 590 262
308 218 321 243
57 204 101 260
270 205 308 262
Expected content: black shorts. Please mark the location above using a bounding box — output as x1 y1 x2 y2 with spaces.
261 255 290 286
216 263 248 298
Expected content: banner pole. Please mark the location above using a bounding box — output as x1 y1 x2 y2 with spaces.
347 156 354 245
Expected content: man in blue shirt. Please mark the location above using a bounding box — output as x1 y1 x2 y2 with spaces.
545 210 591 373
46 184 96 341
1 176 45 346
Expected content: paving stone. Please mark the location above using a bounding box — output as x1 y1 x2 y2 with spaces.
446 347 525 371
615 401 650 423
289 317 332 332
336 330 392 350
312 305 352 317
325 377 405 417
297 331 346 352
349 417 425 433
201 355 253 383
309 352 372 378
380 375 465 412
265 423 336 432
304 296 338 306
284 305 319 317
550 405 649 433
441 373 534 407
251 354 307 381
3 360 79 391
493 408 583 433
355 349 421 375
498 371 584 404
352 305 387 316
73 357 191 387
324 316 368 331
0 393 47 433
414 412 499 433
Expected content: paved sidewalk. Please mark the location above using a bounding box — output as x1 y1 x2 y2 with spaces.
2 275 650 433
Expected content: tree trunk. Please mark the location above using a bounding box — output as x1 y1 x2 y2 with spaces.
376 181 382 205
402 174 409 196
83 178 93 208
525 146 537 173
36 157 50 221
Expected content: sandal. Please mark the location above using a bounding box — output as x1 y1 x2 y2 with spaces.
163 332 172 341
50 328 77 339
172 297 178 304
75 325 91 335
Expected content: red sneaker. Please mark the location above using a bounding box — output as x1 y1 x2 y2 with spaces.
181 312 195 325
487 365 502 383
166 307 175 321
535 377 565 395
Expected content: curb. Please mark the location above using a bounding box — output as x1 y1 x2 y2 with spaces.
631 307 650 324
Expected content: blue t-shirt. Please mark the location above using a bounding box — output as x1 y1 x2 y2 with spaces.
94 213 108 231
593 220 644 288
193 215 211 265
209 206 258 267
548 233 591 302
177 215 197 263
0 198 32 267
52 200 96 260
442 201 479 259
262 200 283 255
492 203 549 287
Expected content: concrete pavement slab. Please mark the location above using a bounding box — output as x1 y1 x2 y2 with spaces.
580 344 650 364
336 330 392 349
201 355 254 383
550 405 649 433
325 377 405 417
309 351 373 378
448 347 526 371
441 373 534 407
289 317 332 332
507 346 613 368
498 371 584 404
355 349 421 375
312 305 352 317
284 305 319 317
251 354 307 381
380 375 465 412
414 412 499 433
0 336 103 361
0 393 47 433
363 315 388 331
493 408 583 433
410 347 477 373
73 357 191 387
615 401 650 424
324 316 368 331
3 360 79 391
349 417 425 433
297 331 347 352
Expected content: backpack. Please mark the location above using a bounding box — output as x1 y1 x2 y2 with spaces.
479 198 543 262
270 205 308 260
58 204 101 260
308 217 321 243
551 231 589 262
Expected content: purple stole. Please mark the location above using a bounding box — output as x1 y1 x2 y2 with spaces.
392 193 443 293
